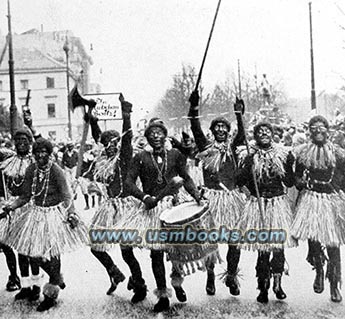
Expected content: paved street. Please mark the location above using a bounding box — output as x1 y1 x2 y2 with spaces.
0 191 344 318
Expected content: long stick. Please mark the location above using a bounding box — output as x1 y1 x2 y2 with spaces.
237 60 264 220
194 0 222 91
237 59 242 99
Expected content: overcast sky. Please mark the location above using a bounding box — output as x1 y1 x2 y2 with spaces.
1 0 345 118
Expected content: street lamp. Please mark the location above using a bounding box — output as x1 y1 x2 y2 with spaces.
63 36 72 139
7 0 18 136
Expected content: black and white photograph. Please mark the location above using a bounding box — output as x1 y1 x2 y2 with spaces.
0 0 345 318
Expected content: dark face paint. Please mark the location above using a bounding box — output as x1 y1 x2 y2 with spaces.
34 147 50 168
147 127 166 151
310 121 328 145
212 122 229 142
255 126 273 148
14 134 31 156
104 138 119 158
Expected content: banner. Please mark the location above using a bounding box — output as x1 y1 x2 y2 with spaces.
84 93 122 120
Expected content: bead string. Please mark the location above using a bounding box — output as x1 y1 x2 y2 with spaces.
150 149 168 184
31 161 52 206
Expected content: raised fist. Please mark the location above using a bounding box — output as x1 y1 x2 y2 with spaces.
234 97 245 114
121 101 133 114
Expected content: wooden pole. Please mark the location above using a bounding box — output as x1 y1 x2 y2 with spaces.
309 2 316 110
194 0 222 91
7 0 18 136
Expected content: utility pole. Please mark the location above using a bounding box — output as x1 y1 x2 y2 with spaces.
309 2 316 110
7 0 18 136
63 36 72 139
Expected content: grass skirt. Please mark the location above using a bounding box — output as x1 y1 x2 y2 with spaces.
0 199 28 244
6 203 88 259
89 197 137 252
291 190 345 247
203 187 245 228
236 194 295 251
116 196 174 250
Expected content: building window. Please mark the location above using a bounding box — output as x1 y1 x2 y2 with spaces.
0 81 3 91
47 103 56 118
20 80 29 90
46 77 55 88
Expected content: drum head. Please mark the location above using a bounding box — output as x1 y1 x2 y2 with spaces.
160 201 208 225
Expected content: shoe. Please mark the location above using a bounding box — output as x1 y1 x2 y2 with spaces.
37 296 56 312
106 271 125 295
28 285 41 301
58 275 66 290
153 297 169 313
15 287 32 300
6 275 21 292
226 276 240 296
59 282 66 290
313 267 324 294
206 271 216 295
272 274 287 300
131 285 147 303
257 290 269 303
331 283 343 302
173 286 187 302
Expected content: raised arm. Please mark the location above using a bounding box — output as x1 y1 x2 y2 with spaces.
119 97 133 170
232 98 246 149
188 90 209 152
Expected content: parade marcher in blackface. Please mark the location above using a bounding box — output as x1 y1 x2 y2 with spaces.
1 137 88 311
0 126 45 300
87 98 148 303
291 115 345 302
0 128 39 293
236 121 295 303
187 90 246 296
124 118 202 313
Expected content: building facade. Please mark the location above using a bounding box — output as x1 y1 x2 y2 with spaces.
0 29 93 141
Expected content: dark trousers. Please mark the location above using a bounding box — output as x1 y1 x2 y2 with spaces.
120 246 145 286
307 239 341 284
227 245 241 274
0 243 17 277
256 249 285 279
91 247 144 287
33 256 61 285
150 250 166 290
18 254 40 277
206 245 241 274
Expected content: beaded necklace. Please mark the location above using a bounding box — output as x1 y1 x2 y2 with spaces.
1 153 33 188
31 161 52 206
150 148 168 184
